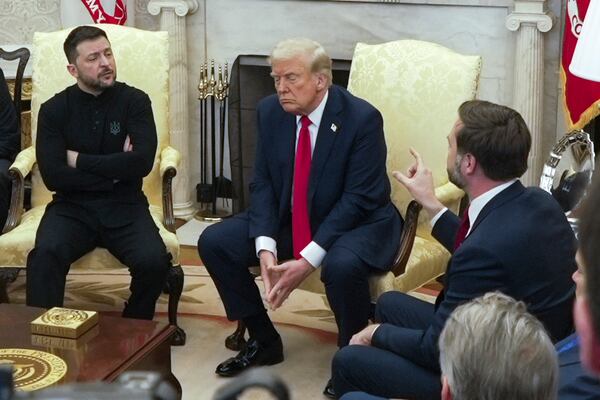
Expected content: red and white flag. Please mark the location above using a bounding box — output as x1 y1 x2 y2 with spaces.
561 0 600 129
61 0 135 28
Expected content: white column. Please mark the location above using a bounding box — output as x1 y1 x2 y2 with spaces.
148 0 198 220
506 1 553 186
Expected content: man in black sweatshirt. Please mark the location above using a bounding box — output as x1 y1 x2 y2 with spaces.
26 25 170 320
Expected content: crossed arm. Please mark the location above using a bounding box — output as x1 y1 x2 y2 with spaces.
37 94 156 192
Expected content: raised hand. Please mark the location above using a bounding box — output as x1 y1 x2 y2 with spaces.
392 147 444 218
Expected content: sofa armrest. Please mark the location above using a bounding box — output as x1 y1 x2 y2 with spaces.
2 147 36 234
160 146 181 233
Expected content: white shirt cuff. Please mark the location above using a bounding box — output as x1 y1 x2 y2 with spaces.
300 241 326 268
430 207 448 228
255 236 277 259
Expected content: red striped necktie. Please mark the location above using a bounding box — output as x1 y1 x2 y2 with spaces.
453 207 471 250
292 116 313 259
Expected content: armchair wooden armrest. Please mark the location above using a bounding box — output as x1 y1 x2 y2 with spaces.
160 146 181 233
390 200 422 276
2 146 36 234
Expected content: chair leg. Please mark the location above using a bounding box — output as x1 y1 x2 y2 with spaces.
0 268 20 304
225 320 247 351
166 264 186 346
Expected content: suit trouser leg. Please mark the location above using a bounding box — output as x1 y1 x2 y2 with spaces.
198 213 294 321
332 345 441 400
374 291 435 328
321 246 373 347
332 292 440 399
26 204 98 308
102 205 170 320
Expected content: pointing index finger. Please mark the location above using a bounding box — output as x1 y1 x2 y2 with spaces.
409 147 423 166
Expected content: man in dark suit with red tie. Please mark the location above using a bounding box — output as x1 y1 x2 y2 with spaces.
198 38 402 390
332 100 576 399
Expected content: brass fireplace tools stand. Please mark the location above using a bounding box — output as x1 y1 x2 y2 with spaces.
195 60 231 222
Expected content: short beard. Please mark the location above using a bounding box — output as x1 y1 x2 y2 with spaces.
79 70 116 93
448 155 467 189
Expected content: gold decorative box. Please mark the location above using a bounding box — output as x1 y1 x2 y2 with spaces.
31 325 100 349
31 307 99 339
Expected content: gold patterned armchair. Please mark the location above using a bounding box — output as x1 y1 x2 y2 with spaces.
0 25 186 345
347 39 481 294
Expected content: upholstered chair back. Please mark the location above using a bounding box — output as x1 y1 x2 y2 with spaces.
0 24 179 272
347 40 481 292
30 24 170 210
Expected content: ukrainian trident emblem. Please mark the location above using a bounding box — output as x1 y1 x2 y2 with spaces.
110 121 121 135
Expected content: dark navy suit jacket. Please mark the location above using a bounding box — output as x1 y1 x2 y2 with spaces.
558 334 600 399
373 181 576 370
247 84 402 268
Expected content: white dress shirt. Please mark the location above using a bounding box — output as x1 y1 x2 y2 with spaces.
430 179 518 237
255 91 329 268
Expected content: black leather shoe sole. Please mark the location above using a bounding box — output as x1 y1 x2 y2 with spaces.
323 379 335 399
215 338 284 377
215 352 284 377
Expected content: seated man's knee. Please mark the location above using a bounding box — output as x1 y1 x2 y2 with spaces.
321 250 367 286
27 242 68 269
197 223 224 259
332 345 373 395
374 291 399 321
333 345 364 372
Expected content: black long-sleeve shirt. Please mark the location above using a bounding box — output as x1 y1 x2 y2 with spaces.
0 68 19 161
36 82 157 204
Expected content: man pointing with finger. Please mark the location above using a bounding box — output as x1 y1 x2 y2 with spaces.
332 100 577 399
198 38 401 394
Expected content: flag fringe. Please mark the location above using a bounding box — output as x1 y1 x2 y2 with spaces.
560 64 600 131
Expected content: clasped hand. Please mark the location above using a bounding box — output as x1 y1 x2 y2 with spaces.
259 251 313 310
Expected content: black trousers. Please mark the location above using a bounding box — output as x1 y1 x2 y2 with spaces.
26 200 170 320
198 212 375 347
332 292 442 400
0 158 11 230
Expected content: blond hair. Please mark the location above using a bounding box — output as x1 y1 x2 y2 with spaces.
269 38 332 86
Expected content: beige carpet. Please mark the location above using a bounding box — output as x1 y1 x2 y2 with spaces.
6 265 435 399
7 265 338 333
7 267 338 399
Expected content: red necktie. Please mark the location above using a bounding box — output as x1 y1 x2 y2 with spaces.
292 116 312 259
453 207 471 250
436 206 471 310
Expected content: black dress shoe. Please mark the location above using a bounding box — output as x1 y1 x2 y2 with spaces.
216 336 284 377
323 378 335 398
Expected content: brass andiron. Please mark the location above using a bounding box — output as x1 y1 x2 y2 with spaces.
196 60 231 222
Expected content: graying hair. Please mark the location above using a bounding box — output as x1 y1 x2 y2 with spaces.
269 38 333 86
439 292 558 400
